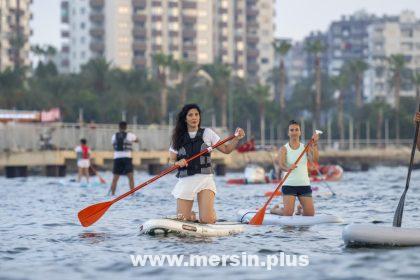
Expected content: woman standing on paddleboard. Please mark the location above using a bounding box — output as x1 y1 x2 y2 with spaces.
270 120 319 216
169 104 245 224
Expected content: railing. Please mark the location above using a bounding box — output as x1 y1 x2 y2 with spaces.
0 122 228 152
255 139 414 151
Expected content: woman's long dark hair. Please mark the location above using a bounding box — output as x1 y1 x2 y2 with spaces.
171 104 202 150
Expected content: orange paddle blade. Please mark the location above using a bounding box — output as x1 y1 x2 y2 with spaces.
248 207 267 225
98 176 106 184
78 201 113 227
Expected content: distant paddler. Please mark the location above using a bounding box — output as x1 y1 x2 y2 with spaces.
110 121 139 195
415 112 420 151
169 104 245 224
75 138 91 184
270 120 320 216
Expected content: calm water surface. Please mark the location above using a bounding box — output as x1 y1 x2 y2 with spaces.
1 166 420 279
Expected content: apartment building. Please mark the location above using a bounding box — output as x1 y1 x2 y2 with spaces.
0 0 32 71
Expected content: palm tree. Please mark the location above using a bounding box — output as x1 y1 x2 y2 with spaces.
272 40 292 110
305 39 326 129
251 83 270 145
332 71 349 146
202 61 231 128
412 71 420 106
172 59 200 106
80 58 111 93
152 53 174 124
347 59 369 143
388 54 406 143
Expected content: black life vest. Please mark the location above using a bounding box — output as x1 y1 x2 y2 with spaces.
113 131 132 151
176 128 212 178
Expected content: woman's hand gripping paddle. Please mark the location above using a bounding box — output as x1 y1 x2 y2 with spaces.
78 134 237 227
249 130 323 225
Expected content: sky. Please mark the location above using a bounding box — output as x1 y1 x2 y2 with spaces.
30 0 420 48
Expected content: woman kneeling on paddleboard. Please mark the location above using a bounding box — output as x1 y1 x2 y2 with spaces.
169 104 245 224
270 120 319 216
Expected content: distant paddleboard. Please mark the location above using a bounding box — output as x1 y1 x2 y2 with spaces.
139 218 245 237
343 224 420 247
237 209 343 226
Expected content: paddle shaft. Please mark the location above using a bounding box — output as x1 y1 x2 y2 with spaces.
313 164 336 196
393 104 420 227
112 135 237 204
262 138 315 210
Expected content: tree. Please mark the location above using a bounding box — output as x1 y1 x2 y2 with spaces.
331 71 350 145
80 58 111 93
152 53 174 124
388 54 406 143
346 59 369 142
172 59 200 106
305 40 326 129
272 40 292 110
412 71 420 106
250 83 270 144
202 61 231 127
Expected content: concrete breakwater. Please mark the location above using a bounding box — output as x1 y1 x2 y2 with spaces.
0 147 418 177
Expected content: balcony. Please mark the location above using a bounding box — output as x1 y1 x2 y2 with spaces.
133 57 147 65
90 0 104 8
152 44 162 51
133 14 147 22
133 41 147 51
133 28 147 37
169 31 179 37
247 48 259 57
246 35 258 44
247 63 259 72
90 27 104 38
182 1 197 9
61 30 70 38
246 9 258 17
90 13 104 23
90 41 105 52
152 30 162 36
132 0 147 8
169 44 179 51
152 15 162 21
182 29 196 38
183 45 196 51
182 15 196 24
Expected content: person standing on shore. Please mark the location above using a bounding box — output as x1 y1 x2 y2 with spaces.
75 138 91 184
110 121 139 195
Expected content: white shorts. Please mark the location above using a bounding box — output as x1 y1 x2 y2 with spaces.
171 174 217 201
77 159 90 168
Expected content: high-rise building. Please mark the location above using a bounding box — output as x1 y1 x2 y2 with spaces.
59 0 275 84
326 11 380 76
0 0 32 71
365 11 420 103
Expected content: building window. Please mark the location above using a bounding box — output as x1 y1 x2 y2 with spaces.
81 36 85 44
80 7 85 14
261 58 268 64
81 22 85 29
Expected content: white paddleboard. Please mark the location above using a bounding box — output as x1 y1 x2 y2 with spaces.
237 209 343 226
343 224 420 247
139 218 245 237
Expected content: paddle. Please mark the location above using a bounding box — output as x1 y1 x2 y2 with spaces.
311 162 336 196
89 165 106 184
393 104 420 227
78 134 237 227
249 130 323 225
